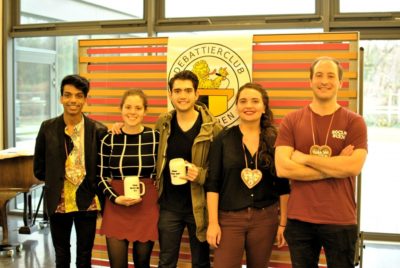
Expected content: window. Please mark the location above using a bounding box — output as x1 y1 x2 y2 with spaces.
361 40 400 234
157 28 322 37
15 35 79 146
20 0 144 24
14 34 145 147
165 0 315 18
340 0 400 13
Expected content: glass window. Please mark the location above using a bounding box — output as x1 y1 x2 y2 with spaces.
361 40 400 234
16 35 56 50
14 35 80 147
157 28 322 37
340 0 400 13
20 0 144 24
15 60 54 145
165 0 315 18
361 241 400 267
14 33 145 147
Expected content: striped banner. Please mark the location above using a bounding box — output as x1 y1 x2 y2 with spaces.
79 32 359 266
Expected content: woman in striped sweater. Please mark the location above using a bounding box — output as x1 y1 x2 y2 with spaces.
97 89 159 268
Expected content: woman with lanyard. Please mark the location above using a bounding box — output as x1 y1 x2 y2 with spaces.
206 83 290 268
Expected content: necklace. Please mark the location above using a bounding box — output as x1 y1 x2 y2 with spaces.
309 111 335 158
240 143 262 189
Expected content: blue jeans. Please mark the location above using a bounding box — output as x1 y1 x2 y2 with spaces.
284 219 358 268
157 209 210 268
49 211 98 268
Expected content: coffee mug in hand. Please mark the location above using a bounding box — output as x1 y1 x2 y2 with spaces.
169 158 190 185
124 176 145 199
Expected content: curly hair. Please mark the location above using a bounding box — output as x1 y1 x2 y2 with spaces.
235 83 277 172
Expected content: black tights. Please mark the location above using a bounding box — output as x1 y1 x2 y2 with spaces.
106 237 154 268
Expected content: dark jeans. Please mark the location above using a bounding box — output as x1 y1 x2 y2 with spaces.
157 209 210 268
284 219 358 268
49 211 98 268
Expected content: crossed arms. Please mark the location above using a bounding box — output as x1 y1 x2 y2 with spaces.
275 145 368 181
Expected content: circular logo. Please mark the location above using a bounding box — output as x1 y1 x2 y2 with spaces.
168 42 251 127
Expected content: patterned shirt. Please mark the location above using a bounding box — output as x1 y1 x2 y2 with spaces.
98 127 159 203
56 117 100 213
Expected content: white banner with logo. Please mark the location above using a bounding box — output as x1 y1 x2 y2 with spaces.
167 35 253 127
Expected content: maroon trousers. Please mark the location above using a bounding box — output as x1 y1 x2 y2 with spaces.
213 204 279 268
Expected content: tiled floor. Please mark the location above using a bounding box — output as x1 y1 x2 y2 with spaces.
2 214 400 268
0 215 73 268
1 214 184 268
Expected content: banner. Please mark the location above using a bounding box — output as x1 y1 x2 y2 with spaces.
167 35 253 126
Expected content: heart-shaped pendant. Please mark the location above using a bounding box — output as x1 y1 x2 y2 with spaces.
309 145 332 158
241 168 263 189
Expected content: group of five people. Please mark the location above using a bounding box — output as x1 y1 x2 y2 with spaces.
33 56 367 268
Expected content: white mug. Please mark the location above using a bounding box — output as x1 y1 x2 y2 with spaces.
124 176 145 199
169 158 190 185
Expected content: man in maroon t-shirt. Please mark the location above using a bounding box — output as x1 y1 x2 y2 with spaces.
275 56 368 268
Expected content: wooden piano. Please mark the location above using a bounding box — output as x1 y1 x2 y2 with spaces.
0 150 43 250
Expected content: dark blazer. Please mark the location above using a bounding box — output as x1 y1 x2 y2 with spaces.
33 114 107 216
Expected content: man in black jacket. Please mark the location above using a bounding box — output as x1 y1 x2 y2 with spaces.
34 74 107 268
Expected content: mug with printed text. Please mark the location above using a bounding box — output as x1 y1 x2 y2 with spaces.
124 176 145 199
169 158 190 185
